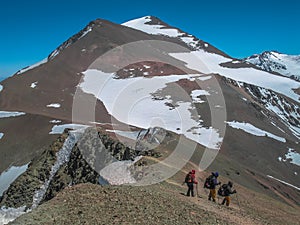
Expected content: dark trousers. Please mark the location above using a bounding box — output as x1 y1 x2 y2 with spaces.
186 183 194 197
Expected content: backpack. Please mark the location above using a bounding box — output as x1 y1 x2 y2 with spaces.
185 173 192 183
204 175 214 189
218 184 228 196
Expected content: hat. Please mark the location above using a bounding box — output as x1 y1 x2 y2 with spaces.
213 172 219 177
191 170 196 174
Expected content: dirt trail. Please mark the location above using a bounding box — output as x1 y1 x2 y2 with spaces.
166 180 261 225
143 156 300 225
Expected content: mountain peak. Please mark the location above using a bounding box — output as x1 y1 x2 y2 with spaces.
122 16 174 32
122 16 230 57
123 15 168 26
142 15 172 27
244 51 300 80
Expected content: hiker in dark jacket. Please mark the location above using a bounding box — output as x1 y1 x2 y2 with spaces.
221 181 237 206
208 172 220 202
185 170 198 197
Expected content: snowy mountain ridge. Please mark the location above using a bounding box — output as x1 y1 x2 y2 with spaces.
244 51 300 81
122 16 220 53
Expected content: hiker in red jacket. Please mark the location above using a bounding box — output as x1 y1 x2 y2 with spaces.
184 170 198 197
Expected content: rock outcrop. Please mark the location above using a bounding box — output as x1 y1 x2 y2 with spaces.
0 126 166 209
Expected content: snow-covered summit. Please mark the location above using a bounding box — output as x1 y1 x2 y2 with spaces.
123 16 182 37
244 51 300 81
122 16 211 51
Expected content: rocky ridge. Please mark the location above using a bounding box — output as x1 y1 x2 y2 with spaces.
0 126 164 209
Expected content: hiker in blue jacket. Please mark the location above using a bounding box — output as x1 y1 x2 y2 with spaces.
208 172 221 202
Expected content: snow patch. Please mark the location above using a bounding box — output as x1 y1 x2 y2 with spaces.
285 148 300 166
196 76 212 81
190 90 209 103
227 121 286 142
0 85 3 92
267 175 300 191
100 156 142 185
79 27 92 39
49 49 59 59
0 206 28 225
17 58 47 75
0 111 26 118
32 130 84 208
0 164 29 196
80 69 223 149
0 133 3 139
271 122 285 134
49 120 62 124
30 81 38 88
49 124 89 134
46 103 61 108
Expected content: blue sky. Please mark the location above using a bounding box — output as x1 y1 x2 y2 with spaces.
0 0 299 79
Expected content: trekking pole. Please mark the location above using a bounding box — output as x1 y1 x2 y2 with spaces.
196 183 199 198
235 193 242 212
203 187 208 197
